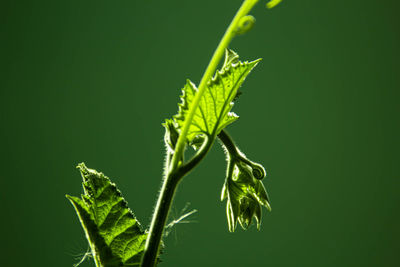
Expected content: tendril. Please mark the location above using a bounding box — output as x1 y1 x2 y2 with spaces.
266 0 282 9
250 163 266 180
235 15 256 36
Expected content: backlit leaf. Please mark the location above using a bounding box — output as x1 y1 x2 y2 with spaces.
173 50 261 144
66 163 157 266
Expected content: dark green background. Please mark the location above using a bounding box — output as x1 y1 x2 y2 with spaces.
1 0 399 266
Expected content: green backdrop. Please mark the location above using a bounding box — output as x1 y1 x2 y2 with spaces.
1 0 399 266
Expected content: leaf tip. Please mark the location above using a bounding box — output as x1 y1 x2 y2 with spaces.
252 58 262 66
264 201 272 212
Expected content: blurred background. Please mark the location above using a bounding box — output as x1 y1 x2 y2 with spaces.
1 0 399 266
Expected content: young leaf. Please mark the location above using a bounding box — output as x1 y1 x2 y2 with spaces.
173 50 261 144
66 163 154 266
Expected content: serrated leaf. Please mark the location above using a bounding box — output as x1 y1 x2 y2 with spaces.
67 163 155 267
222 49 240 68
173 50 261 143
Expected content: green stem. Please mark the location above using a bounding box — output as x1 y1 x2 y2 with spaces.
92 254 100 267
218 130 240 158
140 170 180 267
170 0 259 172
218 129 252 165
219 130 254 162
180 135 213 176
219 130 266 180
141 1 260 266
141 138 212 267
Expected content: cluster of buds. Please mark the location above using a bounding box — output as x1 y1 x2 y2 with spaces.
219 131 271 232
163 118 271 232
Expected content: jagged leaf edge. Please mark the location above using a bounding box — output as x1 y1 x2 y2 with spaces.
172 56 261 144
66 195 121 266
67 164 162 266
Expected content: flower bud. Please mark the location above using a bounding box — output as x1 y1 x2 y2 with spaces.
221 157 271 232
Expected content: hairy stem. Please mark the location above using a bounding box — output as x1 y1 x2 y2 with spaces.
140 171 180 267
141 137 213 267
218 129 258 166
141 1 260 266
218 130 240 158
